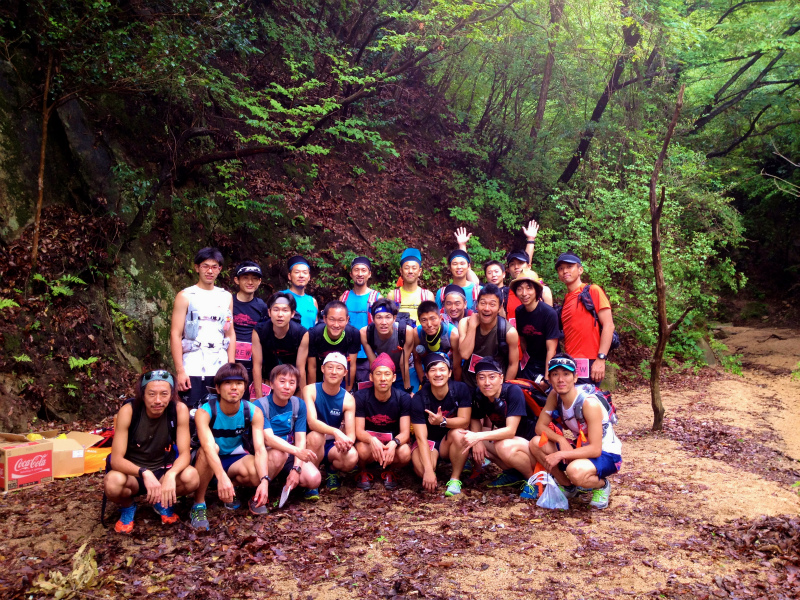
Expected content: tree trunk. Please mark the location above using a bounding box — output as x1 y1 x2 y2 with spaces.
30 53 53 274
530 0 564 142
649 85 687 431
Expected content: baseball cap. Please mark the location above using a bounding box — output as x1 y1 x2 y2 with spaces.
322 352 348 369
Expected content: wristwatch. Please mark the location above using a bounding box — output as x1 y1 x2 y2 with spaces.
291 466 302 474
391 437 401 447
138 467 149 478
597 353 607 360
405 386 414 393
440 417 448 428
260 474 271 483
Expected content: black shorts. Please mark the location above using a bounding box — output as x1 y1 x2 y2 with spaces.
132 466 169 497
180 376 216 408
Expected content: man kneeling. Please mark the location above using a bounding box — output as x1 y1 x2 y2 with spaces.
354 353 416 490
254 364 321 504
191 363 270 529
410 353 472 497
452 357 540 499
530 354 621 509
105 370 199 533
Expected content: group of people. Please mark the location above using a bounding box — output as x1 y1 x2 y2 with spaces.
104 221 622 533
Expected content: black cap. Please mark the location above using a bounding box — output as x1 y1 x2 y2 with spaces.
235 264 263 278
506 250 529 265
351 256 372 270
555 252 581 267
424 352 451 372
442 284 466 300
447 249 471 264
474 357 503 374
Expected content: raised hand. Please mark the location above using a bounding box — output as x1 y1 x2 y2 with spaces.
522 219 539 242
454 227 472 250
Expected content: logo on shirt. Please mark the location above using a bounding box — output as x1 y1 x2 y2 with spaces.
329 408 341 417
367 414 396 426
234 314 258 328
522 324 542 336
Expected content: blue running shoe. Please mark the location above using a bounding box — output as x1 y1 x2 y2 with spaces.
153 502 179 524
115 503 136 534
486 469 525 489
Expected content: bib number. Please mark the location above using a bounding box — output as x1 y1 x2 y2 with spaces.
575 358 590 379
235 342 253 361
468 353 484 374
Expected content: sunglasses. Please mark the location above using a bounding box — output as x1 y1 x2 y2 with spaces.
141 370 175 386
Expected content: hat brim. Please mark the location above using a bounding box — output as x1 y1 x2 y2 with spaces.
510 278 543 294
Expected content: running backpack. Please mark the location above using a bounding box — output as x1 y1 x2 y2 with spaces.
366 314 412 351
556 383 618 428
506 378 549 418
437 285 479 307
340 289 380 324
496 316 509 357
393 288 431 327
258 396 301 432
557 284 620 351
207 396 256 454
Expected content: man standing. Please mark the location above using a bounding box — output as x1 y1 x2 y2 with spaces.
303 353 359 494
232 261 268 399
255 364 322 502
354 354 416 490
451 358 539 499
170 247 235 408
285 255 319 330
360 298 416 392
458 285 520 390
438 284 474 327
190 363 270 530
105 370 199 533
413 300 462 383
393 248 434 324
340 256 382 385
303 301 361 391
530 355 622 509
409 353 472 497
555 252 615 384
436 250 481 311
510 270 560 381
251 292 308 393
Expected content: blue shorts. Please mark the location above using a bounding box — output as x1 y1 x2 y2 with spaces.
323 439 335 463
219 453 247 473
589 451 621 479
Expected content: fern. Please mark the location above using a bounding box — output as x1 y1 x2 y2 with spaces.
68 356 99 370
14 354 32 362
0 298 20 311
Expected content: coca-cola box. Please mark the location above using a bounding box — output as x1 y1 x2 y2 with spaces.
0 435 54 493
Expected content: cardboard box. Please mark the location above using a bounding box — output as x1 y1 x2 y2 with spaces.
38 430 105 478
0 435 54 492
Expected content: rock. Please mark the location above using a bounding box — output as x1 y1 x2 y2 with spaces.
600 362 619 391
696 336 719 366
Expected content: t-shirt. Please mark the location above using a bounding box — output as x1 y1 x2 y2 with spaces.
285 289 318 330
560 284 611 359
435 282 481 312
354 387 414 435
199 400 259 455
254 393 307 442
462 320 507 390
506 289 521 326
514 301 560 375
233 296 268 364
471 383 537 440
341 289 381 359
308 323 361 380
395 287 433 324
410 381 472 442
254 320 307 377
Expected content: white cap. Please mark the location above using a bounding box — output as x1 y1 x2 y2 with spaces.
322 352 348 368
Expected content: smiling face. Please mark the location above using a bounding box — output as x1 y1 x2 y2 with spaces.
370 365 396 393
195 260 221 285
557 262 583 286
217 379 245 403
143 381 172 418
324 307 349 338
476 294 500 325
288 264 311 289
235 274 262 295
351 264 371 287
449 257 469 280
418 309 441 336
444 294 466 321
322 361 346 386
476 370 503 398
400 261 422 285
485 264 505 286
548 367 576 394
426 362 451 387
515 281 539 307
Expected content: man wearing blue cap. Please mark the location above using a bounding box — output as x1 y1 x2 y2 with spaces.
340 256 382 384
393 247 433 391
284 255 319 330
530 354 621 509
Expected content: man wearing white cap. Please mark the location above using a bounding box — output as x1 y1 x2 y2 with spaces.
302 352 358 498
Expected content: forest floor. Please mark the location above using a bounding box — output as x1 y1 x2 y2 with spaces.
1 326 799 600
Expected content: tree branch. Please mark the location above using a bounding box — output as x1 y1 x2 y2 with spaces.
705 104 771 158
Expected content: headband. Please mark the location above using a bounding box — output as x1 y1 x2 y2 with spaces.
443 283 467 301
272 296 292 306
424 352 451 372
372 304 391 316
323 352 348 368
287 255 309 271
474 357 503 374
371 353 396 373
548 357 577 373
218 375 247 382
141 370 174 388
447 249 471 265
236 264 262 278
351 256 372 270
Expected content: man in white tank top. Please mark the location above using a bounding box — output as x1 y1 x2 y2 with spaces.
170 247 235 407
529 354 621 509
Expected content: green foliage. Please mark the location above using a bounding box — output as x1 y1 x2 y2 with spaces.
32 274 87 302
449 173 522 232
68 356 100 376
13 354 32 363
107 299 140 341
791 362 800 381
710 338 743 376
0 298 19 311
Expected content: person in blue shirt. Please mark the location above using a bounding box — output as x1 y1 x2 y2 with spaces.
339 256 382 384
255 364 322 503
190 363 270 530
284 255 319 330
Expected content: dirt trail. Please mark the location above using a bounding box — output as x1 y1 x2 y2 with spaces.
1 326 799 599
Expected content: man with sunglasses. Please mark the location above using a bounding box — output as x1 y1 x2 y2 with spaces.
105 370 199 533
170 247 235 408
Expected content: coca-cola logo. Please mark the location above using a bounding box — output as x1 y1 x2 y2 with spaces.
12 453 51 477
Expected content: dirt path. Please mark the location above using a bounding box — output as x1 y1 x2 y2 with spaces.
1 326 799 599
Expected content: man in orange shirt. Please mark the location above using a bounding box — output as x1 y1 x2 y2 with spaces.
555 252 615 385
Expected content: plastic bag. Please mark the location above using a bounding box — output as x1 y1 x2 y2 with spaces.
532 471 569 510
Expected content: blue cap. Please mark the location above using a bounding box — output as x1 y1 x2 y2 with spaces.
400 248 422 266
447 249 471 265
287 255 310 271
555 252 581 268
548 356 577 373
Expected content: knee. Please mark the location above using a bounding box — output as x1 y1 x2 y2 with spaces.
103 470 128 499
304 465 322 488
181 467 200 491
396 445 412 465
565 462 594 486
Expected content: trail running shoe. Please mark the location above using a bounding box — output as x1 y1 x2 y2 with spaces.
462 459 474 475
114 503 136 534
304 488 320 501
356 471 373 490
248 498 269 515
520 480 539 500
190 503 210 531
223 490 241 510
326 470 341 491
589 479 611 509
444 479 462 497
486 469 525 489
153 502 179 524
559 484 580 499
381 471 398 490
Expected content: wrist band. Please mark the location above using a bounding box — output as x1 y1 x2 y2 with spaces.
526 240 535 244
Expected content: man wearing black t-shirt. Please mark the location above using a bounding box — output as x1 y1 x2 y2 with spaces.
452 357 540 500
511 269 560 381
252 292 308 395
354 354 416 490
410 353 472 497
301 301 361 392
232 262 269 399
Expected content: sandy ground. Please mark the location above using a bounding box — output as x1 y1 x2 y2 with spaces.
1 326 799 599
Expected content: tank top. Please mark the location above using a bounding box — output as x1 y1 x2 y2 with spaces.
463 322 505 389
124 410 174 471
416 323 454 358
314 382 346 429
397 287 425 323
371 325 404 372
342 289 378 359
559 396 622 456
182 285 231 377
286 289 317 330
